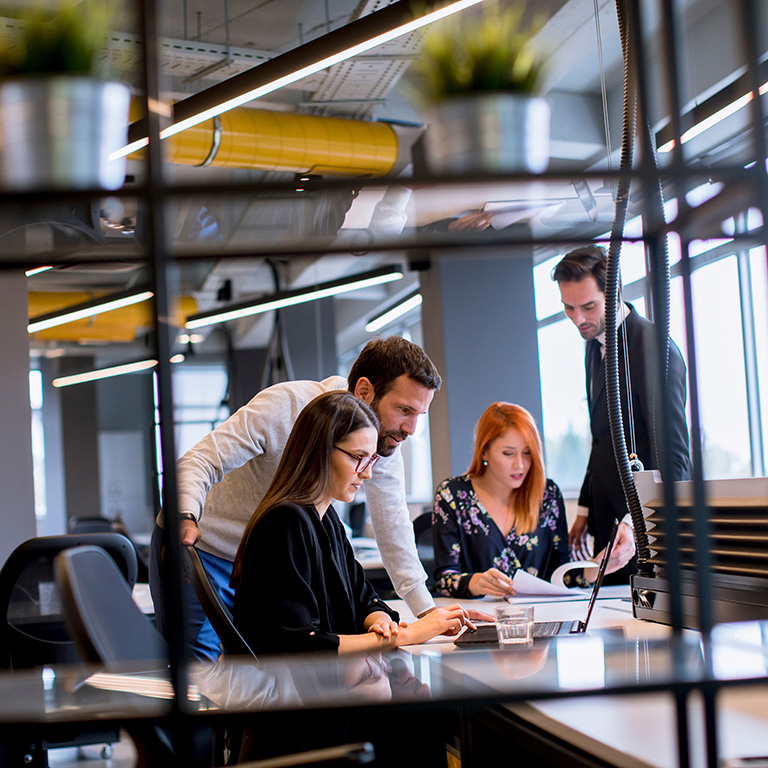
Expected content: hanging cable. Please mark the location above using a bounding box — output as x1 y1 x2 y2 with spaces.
593 0 615 182
604 0 655 576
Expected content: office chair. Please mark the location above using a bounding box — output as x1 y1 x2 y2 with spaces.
182 545 256 659
54 544 167 670
57 546 374 768
412 510 436 591
0 533 137 764
0 532 138 670
68 514 150 583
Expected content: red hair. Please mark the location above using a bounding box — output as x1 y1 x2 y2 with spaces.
468 403 546 534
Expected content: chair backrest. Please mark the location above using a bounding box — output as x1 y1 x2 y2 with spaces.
54 545 168 670
69 516 150 583
412 511 435 590
182 545 256 658
0 533 138 669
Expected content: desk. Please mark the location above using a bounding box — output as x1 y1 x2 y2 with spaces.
3 599 768 767
390 594 768 768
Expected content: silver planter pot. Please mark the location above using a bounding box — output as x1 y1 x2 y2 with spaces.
424 93 551 175
0 76 130 190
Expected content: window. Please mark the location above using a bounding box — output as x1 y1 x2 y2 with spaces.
172 365 230 457
29 370 47 519
536 206 767 492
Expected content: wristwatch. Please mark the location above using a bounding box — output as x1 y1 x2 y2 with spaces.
178 512 198 525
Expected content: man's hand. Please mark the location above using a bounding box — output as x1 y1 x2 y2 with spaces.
447 212 493 231
584 522 636 580
569 516 590 560
409 604 475 640
604 522 636 574
418 603 478 635
181 518 201 546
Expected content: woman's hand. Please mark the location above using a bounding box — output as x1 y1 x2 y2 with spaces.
395 604 470 646
365 611 400 640
468 567 516 597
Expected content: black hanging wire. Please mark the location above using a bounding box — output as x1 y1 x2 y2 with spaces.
604 0 656 579
259 259 296 389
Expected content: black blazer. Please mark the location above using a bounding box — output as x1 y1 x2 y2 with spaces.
233 502 398 656
579 305 691 561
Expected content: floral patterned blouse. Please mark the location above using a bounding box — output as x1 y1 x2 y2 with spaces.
432 474 572 598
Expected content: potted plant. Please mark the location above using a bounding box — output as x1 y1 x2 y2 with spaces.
406 3 550 174
0 0 130 190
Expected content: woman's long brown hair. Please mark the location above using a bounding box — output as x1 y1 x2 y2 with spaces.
231 390 378 584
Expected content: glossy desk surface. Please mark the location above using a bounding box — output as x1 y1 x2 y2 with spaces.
2 593 768 767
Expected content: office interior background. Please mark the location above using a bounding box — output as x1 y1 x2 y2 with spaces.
1 0 766 568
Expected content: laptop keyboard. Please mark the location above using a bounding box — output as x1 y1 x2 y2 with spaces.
532 619 581 638
532 621 563 638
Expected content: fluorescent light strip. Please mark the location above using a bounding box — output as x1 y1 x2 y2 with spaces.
53 360 158 387
25 266 53 277
186 270 403 330
52 355 185 388
28 290 154 334
111 0 484 160
365 292 422 333
658 81 768 153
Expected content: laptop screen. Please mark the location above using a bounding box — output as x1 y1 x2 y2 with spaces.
581 517 620 631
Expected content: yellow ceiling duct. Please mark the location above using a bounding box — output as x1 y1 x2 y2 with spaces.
28 292 197 342
129 103 400 176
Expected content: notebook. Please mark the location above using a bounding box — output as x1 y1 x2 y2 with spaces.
455 518 620 646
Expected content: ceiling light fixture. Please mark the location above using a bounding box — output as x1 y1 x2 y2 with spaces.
52 355 185 388
27 289 154 334
656 64 768 154
25 266 53 277
114 0 485 159
185 265 404 330
365 289 422 333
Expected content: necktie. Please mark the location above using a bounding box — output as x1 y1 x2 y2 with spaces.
588 341 603 405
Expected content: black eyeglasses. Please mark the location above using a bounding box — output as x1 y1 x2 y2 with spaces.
334 446 380 474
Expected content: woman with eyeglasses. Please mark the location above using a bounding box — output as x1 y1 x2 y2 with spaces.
231 390 468 656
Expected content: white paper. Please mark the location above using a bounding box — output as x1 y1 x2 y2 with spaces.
510 561 597 597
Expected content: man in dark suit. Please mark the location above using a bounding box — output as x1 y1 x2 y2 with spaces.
552 245 691 583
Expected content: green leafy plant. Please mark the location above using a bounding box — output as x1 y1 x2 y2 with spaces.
0 0 119 78
406 3 545 105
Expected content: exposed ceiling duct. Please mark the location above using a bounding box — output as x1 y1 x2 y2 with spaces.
139 104 412 176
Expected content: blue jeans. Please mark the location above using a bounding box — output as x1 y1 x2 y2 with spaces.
149 524 235 662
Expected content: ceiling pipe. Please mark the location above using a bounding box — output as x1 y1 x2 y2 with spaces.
129 100 404 176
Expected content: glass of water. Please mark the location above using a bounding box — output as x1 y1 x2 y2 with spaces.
495 603 534 647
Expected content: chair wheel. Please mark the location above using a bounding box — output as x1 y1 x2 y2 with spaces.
100 744 113 759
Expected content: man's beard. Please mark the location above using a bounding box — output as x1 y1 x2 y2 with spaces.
371 397 409 457
581 315 606 340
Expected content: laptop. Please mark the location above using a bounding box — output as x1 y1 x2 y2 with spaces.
455 518 619 646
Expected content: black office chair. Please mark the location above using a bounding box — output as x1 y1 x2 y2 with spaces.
412 510 436 591
0 532 138 670
0 533 137 764
57 546 374 768
182 545 256 659
68 515 151 583
54 544 166 671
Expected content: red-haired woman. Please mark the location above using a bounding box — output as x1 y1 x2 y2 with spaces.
432 402 622 599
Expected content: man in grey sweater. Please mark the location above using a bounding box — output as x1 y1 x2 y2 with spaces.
150 336 485 660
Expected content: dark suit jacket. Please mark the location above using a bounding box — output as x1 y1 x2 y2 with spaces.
579 305 691 579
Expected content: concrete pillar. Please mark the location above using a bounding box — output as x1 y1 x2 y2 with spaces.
0 271 36 565
58 356 102 522
421 247 543 484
